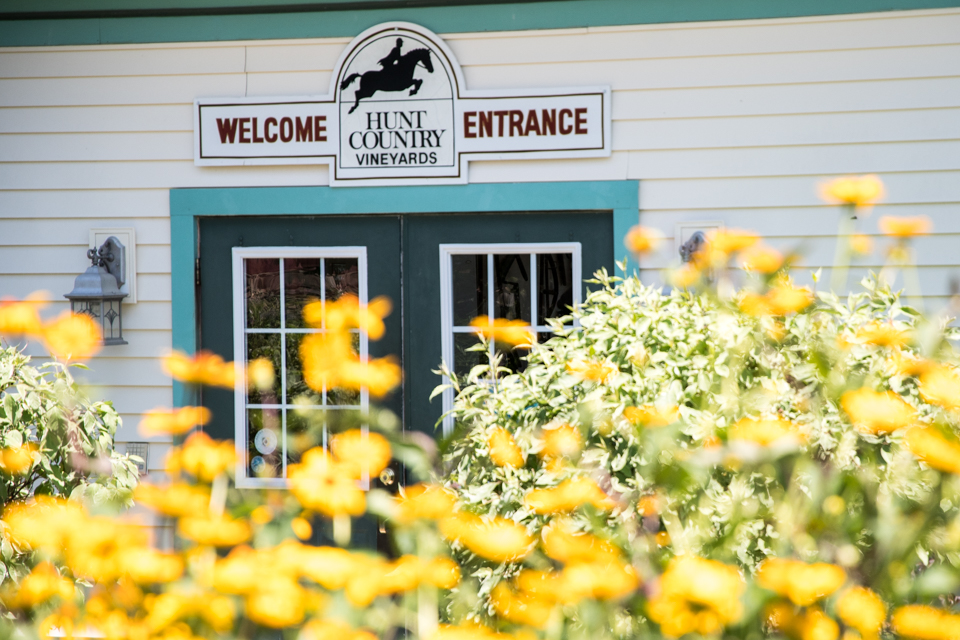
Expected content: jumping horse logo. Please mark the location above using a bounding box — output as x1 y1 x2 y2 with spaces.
340 37 435 114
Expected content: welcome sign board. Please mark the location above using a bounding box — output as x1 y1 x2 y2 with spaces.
194 22 610 186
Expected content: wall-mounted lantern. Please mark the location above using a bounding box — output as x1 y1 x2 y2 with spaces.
65 236 128 345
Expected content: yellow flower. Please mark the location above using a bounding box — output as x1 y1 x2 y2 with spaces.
840 387 915 434
291 517 313 540
469 316 534 347
767 283 814 315
64 518 148 582
566 358 618 384
395 484 458 524
540 424 582 459
301 619 377 640
849 234 873 255
0 294 45 337
837 587 886 638
162 350 236 389
541 520 622 564
638 494 660 517
757 558 846 606
246 357 275 392
0 562 74 609
337 356 403 398
819 175 885 207
288 448 366 517
297 546 358 590
490 582 555 628
647 556 744 638
728 417 802 445
119 548 184 584
2 496 84 552
905 427 960 475
134 482 210 517
879 215 932 238
0 442 38 475
889 350 936 377
561 560 640 601
623 404 680 428
669 263 702 288
330 429 392 479
439 512 533 563
740 244 784 273
624 225 664 255
488 428 524 468
855 322 911 348
919 365 960 411
303 294 392 339
245 576 309 628
139 406 211 437
802 608 840 640
179 515 251 547
423 556 461 589
892 604 960 640
166 432 237 482
706 228 759 255
525 476 616 514
42 311 101 361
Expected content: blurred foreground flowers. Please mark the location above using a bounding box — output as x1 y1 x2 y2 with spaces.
4 175 960 640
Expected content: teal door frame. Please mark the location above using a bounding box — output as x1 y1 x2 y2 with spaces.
169 180 639 408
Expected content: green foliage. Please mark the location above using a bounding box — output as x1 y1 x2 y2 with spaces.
443 270 960 637
0 346 139 582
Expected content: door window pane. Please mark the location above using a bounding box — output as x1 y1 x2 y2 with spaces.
246 258 281 329
284 258 322 329
237 251 369 487
537 253 574 322
326 258 360 301
493 254 531 323
452 254 487 326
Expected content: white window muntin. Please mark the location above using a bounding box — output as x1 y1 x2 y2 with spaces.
232 246 369 489
439 242 582 436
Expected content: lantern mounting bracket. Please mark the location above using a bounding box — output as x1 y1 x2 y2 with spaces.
88 236 125 287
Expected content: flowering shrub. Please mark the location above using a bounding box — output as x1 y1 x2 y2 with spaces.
3 175 960 640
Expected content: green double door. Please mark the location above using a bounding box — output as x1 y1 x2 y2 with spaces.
197 211 612 480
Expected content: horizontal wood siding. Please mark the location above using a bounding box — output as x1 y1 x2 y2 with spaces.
1 7 958 462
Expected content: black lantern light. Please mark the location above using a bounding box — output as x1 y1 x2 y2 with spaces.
65 236 128 345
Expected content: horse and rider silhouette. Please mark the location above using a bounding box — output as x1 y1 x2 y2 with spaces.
340 38 435 114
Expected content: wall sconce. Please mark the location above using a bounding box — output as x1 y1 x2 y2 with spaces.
65 236 128 345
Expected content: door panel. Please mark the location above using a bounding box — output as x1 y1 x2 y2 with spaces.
198 215 402 443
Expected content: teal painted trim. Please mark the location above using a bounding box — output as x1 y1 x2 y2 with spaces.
3 0 958 46
169 180 637 406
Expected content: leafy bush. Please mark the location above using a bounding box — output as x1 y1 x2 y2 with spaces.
0 346 140 583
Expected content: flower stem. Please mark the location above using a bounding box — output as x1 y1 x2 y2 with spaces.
333 514 351 547
830 207 856 294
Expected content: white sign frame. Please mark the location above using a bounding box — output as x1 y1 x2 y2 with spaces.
195 21 611 186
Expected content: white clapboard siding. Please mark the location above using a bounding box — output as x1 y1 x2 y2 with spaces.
638 234 960 269
0 217 170 244
640 203 960 236
0 189 170 218
0 105 192 134
611 77 960 120
0 245 169 274
1 7 959 449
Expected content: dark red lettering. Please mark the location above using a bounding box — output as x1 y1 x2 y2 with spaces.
524 109 541 136
464 111 477 138
574 108 588 134
295 116 313 142
541 109 556 136
279 118 293 142
479 111 493 138
509 110 525 137
216 118 239 144
559 109 573 135
264 117 278 143
252 117 264 143
494 110 509 137
314 115 327 142
238 118 251 143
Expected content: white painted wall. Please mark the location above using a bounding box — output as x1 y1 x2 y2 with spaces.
1 7 958 464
